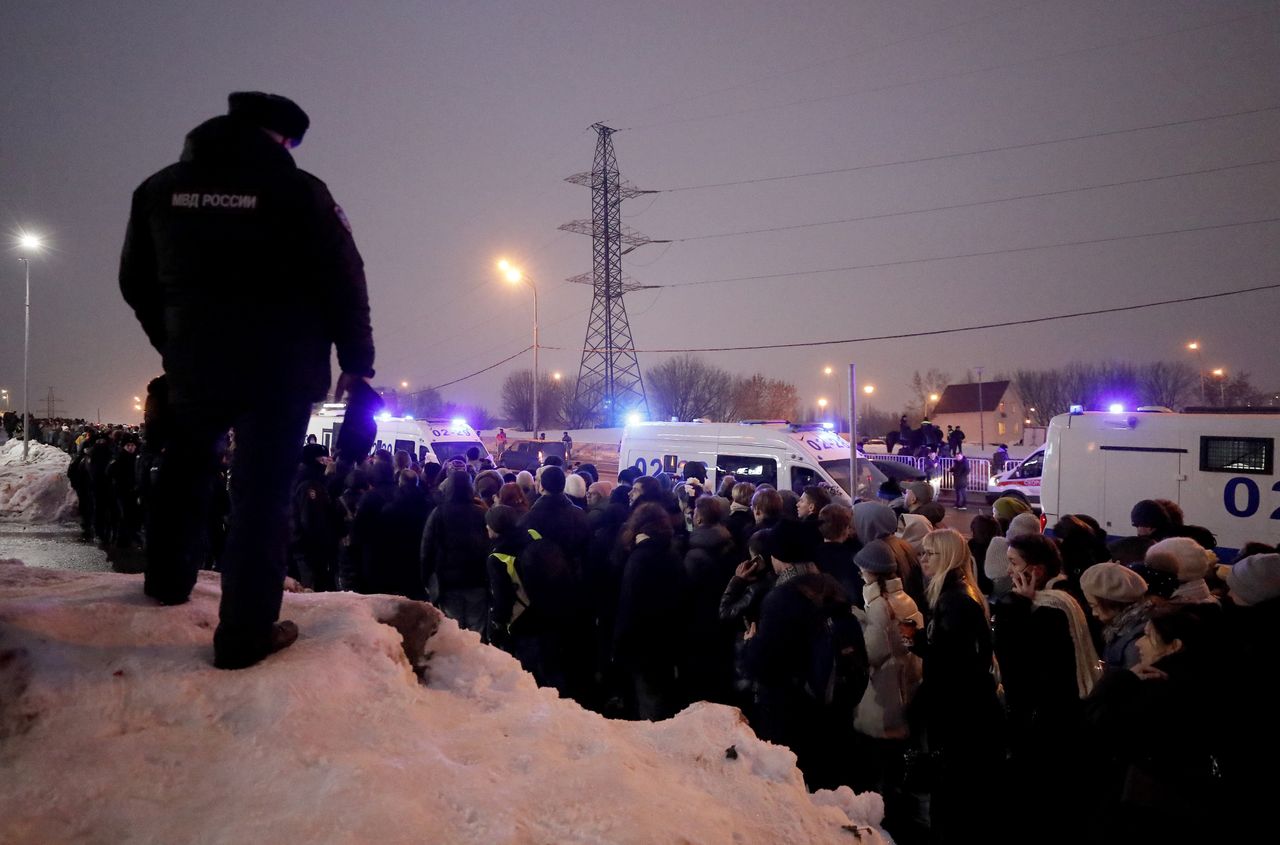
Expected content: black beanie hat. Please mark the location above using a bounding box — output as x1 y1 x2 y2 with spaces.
1130 499 1171 531
485 504 520 536
301 442 328 464
228 92 310 142
540 465 566 495
683 460 708 483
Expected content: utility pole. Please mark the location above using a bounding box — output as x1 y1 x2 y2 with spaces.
562 124 664 427
976 366 986 451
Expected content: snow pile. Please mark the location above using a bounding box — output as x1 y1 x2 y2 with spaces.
0 563 887 844
0 439 77 523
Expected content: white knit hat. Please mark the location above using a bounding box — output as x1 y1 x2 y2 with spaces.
1146 537 1212 581
1226 553 1280 606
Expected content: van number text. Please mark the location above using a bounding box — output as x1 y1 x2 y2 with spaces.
1223 477 1280 519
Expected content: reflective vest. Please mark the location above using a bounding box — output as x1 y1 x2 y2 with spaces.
492 529 540 626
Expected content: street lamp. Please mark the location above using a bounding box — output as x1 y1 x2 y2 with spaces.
0 388 8 411
16 232 42 461
863 384 875 395
553 371 562 381
1187 341 1207 405
928 392 939 418
498 258 539 433
817 397 828 420
1212 368 1227 405
400 380 409 389
823 366 833 376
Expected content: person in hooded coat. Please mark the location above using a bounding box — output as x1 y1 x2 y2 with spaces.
290 442 341 591
682 495 738 705
854 501 925 612
613 502 689 720
366 469 431 600
420 469 489 633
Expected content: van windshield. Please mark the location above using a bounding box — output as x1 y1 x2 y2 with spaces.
820 460 853 497
429 441 486 463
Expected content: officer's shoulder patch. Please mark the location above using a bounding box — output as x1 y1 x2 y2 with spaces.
334 204 352 233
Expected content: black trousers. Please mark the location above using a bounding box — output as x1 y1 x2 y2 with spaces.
145 401 311 646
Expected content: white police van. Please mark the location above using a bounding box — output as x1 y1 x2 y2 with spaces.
305 405 490 467
1040 408 1280 555
619 420 884 500
986 443 1045 504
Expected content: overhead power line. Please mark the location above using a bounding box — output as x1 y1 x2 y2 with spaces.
652 217 1280 289
655 105 1280 192
546 283 1280 354
666 159 1280 242
425 346 533 391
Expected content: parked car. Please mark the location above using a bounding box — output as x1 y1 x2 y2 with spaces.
497 440 565 472
861 438 889 454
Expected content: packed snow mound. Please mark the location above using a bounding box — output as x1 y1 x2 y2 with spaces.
0 439 77 523
0 563 887 845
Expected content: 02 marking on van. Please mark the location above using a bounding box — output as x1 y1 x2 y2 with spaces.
1223 477 1280 519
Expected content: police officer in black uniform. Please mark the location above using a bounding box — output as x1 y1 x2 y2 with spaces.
120 92 376 669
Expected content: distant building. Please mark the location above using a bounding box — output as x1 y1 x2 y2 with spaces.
930 380 1037 450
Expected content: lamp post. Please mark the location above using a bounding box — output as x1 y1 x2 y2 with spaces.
1 388 8 411
499 259 538 433
928 392 939 419
17 233 42 462
817 396 828 421
1187 341 1206 405
1212 368 1226 406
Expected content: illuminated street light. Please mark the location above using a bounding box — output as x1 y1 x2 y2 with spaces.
16 232 43 462
498 258 539 432
1186 340 1206 404
1212 368 1227 405
823 366 833 376
134 403 143 412
817 397 828 419
133 395 141 403
400 380 409 389
927 392 939 417
863 384 875 395
553 371 562 381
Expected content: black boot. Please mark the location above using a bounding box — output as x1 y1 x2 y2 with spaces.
214 620 299 670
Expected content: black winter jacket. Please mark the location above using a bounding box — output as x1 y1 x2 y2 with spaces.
120 115 374 405
420 499 488 591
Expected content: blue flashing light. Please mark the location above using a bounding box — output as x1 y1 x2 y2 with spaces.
1108 403 1125 414
626 412 643 426
1069 404 1084 415
451 418 467 427
821 421 835 430
377 412 392 422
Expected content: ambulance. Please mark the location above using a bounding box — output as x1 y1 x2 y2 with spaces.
1039 408 1280 556
618 420 884 500
305 405 490 467
986 443 1045 504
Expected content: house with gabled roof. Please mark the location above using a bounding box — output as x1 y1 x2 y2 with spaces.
929 380 1040 450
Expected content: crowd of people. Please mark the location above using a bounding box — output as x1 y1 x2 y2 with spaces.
56 422 1279 843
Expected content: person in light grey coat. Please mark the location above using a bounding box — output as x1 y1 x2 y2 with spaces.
852 540 923 741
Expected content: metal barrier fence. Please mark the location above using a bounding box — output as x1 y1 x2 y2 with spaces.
868 454 992 493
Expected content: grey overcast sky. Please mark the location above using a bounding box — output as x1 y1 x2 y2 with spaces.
2 0 1278 423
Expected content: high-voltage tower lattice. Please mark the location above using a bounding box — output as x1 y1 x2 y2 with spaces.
560 123 662 427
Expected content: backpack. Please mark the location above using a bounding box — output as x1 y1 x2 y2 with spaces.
806 605 870 714
512 529 582 621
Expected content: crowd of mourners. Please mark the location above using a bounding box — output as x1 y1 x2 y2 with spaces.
53 419 1280 844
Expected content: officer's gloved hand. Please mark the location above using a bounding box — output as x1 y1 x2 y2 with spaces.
334 372 372 404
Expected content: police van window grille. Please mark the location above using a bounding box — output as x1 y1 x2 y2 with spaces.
1200 437 1273 475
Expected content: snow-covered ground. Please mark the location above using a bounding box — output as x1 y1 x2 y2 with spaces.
0 562 889 844
0 439 77 524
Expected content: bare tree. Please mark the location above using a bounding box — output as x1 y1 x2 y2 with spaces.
500 369 562 430
725 373 800 421
403 386 444 419
647 354 733 421
1139 361 1198 409
907 369 951 421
